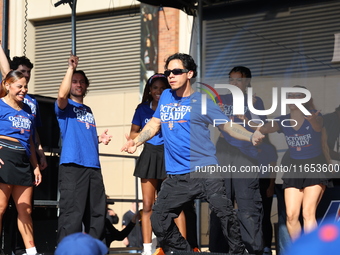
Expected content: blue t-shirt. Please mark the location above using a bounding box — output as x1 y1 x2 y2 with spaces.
276 114 322 159
0 98 34 156
153 89 230 174
131 102 163 145
218 93 266 159
55 99 100 168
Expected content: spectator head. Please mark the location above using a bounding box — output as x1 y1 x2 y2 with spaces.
55 232 108 255
228 66 252 92
141 73 170 104
285 219 340 255
10 56 34 83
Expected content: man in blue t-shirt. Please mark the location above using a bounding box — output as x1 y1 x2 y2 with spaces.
122 53 264 255
55 55 112 243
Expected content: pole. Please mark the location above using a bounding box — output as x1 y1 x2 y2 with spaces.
70 0 77 55
197 0 203 81
196 1 203 248
54 0 77 55
1 0 9 55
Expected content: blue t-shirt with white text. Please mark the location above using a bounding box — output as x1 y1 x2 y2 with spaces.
55 99 100 168
0 98 34 156
276 113 322 159
153 89 230 174
132 102 163 145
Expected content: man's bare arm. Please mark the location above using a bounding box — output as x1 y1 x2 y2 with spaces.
57 55 78 110
122 117 161 154
0 43 10 78
219 122 264 145
135 117 161 144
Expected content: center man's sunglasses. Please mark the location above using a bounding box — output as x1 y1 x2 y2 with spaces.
164 69 189 77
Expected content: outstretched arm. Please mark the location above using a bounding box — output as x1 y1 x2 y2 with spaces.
259 121 280 135
129 124 141 140
220 123 264 146
57 54 78 110
121 117 161 154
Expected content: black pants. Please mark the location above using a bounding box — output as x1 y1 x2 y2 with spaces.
57 163 106 243
182 201 198 249
210 138 263 255
151 173 245 254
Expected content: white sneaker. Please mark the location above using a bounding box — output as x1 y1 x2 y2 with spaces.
142 251 152 255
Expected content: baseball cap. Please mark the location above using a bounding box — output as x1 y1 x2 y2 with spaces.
55 232 108 255
285 218 340 255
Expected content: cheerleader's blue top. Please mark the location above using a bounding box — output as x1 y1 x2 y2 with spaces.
0 98 34 156
132 102 163 145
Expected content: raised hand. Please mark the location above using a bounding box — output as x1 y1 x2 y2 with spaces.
121 134 137 154
304 110 320 122
99 129 112 145
68 53 79 69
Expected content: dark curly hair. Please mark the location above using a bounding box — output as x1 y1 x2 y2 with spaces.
10 56 34 70
165 53 197 78
229 66 252 87
229 66 252 78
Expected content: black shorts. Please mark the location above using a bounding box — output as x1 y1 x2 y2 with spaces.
282 154 333 189
0 139 33 186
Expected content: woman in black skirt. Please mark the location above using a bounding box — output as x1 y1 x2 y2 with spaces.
0 70 42 255
259 86 332 241
129 73 189 255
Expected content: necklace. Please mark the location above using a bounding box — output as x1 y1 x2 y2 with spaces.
172 96 191 111
172 88 194 111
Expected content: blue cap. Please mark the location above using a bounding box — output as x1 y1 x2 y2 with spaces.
55 232 108 255
285 219 340 255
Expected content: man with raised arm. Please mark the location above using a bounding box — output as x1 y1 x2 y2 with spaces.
55 54 112 243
